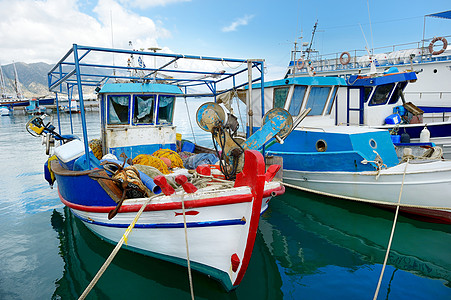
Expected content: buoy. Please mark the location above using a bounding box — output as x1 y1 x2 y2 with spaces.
420 126 430 143
400 131 410 143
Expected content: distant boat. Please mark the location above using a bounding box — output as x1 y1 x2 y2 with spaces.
25 98 46 115
62 98 80 113
0 105 13 116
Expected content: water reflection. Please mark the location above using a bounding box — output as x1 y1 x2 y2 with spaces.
260 188 451 298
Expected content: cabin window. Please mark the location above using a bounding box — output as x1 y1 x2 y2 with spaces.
274 87 289 108
305 87 330 115
108 95 130 124
363 87 372 103
133 95 155 124
388 82 407 104
369 83 395 106
157 96 175 124
288 85 307 116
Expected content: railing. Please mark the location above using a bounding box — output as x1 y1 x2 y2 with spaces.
289 35 451 75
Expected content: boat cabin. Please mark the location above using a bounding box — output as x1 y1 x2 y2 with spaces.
99 82 183 159
336 69 418 126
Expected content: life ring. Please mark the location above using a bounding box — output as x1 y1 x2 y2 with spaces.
339 51 351 65
296 58 305 70
429 37 448 55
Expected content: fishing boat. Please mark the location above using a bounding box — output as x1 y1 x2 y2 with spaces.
25 98 47 115
27 45 286 292
285 13 451 153
234 68 451 224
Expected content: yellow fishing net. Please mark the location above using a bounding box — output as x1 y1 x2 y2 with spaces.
152 149 184 168
132 154 170 174
89 139 103 160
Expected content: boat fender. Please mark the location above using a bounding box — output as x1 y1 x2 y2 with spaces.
400 131 410 143
429 37 448 55
420 126 430 143
296 58 304 70
44 155 58 186
339 52 351 65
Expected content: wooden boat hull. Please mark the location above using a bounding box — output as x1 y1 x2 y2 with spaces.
51 150 285 290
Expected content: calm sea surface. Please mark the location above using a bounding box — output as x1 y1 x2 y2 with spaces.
1 101 450 299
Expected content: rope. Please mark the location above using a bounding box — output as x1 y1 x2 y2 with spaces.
184 97 197 144
373 159 409 300
181 194 195 300
282 182 451 211
78 194 160 300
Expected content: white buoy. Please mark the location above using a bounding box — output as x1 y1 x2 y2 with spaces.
420 125 430 143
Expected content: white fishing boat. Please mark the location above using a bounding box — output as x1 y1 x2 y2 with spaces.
27 44 287 292
234 68 451 224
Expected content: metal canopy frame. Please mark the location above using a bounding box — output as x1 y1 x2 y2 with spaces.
47 44 265 167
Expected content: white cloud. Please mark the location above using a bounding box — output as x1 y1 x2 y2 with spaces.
0 0 171 64
118 0 190 9
222 14 254 32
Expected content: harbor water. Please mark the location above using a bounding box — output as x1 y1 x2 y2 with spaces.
0 100 450 299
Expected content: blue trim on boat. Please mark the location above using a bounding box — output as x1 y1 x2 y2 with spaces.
250 76 346 89
72 211 246 228
348 72 417 86
418 106 451 113
109 143 176 159
100 82 183 94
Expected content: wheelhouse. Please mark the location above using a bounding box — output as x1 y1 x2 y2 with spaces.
99 82 182 159
338 70 418 126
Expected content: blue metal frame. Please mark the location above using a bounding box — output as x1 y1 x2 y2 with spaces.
48 44 265 169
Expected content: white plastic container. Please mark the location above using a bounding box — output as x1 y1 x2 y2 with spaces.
54 139 90 170
420 126 430 143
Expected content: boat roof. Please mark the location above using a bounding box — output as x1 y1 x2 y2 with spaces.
347 71 417 87
251 76 346 89
99 82 183 94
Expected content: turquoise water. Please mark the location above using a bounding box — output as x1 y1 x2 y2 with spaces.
0 104 450 299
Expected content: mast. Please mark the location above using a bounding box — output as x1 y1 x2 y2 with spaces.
13 62 23 99
0 65 7 99
306 20 318 60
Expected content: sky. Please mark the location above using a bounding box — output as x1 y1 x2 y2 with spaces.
0 0 450 80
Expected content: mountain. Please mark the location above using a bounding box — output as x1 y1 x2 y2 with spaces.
1 62 53 97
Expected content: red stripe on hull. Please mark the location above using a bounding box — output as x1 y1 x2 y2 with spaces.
58 189 254 213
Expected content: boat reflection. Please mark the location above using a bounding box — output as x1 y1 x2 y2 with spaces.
260 188 451 288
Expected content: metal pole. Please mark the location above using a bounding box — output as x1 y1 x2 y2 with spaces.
72 44 91 169
247 60 253 137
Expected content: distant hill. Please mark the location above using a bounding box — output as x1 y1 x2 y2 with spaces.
1 62 53 97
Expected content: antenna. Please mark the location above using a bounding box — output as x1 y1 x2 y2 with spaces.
359 24 377 74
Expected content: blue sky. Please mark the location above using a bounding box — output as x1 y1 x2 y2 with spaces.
0 0 449 79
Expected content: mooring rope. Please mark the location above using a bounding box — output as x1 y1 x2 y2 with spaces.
181 194 195 300
281 182 451 211
373 159 409 300
78 194 161 300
